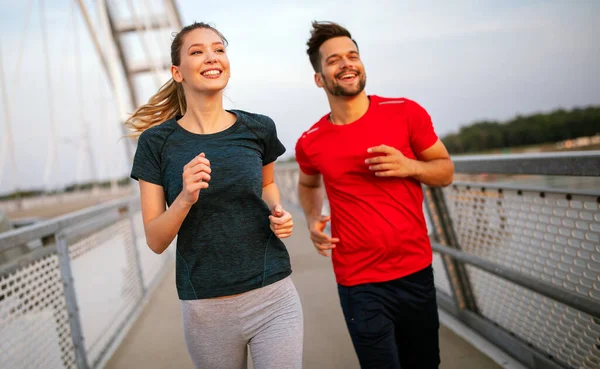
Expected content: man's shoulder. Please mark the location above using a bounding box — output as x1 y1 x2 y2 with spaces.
371 95 423 111
296 115 328 146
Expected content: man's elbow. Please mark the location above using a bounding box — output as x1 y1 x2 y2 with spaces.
441 161 455 187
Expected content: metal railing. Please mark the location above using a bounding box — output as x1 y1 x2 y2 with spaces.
0 195 175 369
1 151 598 369
276 150 600 369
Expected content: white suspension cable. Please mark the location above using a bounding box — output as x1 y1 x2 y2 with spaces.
141 0 169 80
97 0 135 166
74 0 114 89
125 0 163 88
72 1 86 185
0 41 21 196
40 0 59 191
12 0 35 91
0 135 7 189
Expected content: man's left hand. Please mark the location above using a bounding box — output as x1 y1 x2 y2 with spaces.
366 145 421 178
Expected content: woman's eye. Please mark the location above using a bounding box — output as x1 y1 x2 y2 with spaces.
191 50 202 55
216 48 225 53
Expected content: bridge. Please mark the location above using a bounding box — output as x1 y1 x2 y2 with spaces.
2 151 599 369
1 1 599 369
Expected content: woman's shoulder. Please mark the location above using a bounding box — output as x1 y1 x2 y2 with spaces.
138 118 178 145
232 110 274 127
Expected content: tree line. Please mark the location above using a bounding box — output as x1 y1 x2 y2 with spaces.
441 106 600 154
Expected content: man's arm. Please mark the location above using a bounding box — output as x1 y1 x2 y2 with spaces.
366 139 454 187
298 171 325 223
298 171 339 256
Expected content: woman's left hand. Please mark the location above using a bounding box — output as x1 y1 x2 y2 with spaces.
269 204 293 239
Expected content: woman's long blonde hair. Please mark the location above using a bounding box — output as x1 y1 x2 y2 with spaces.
125 22 228 137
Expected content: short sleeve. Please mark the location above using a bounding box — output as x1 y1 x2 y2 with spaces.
295 137 319 175
130 131 163 186
262 118 286 165
409 101 439 154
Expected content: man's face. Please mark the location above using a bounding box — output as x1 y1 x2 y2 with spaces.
316 36 366 97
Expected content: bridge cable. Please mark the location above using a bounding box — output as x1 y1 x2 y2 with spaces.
141 0 169 76
40 0 59 192
125 0 164 88
0 40 20 194
12 0 35 92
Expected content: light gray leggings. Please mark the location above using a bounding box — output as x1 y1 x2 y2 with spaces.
181 276 304 369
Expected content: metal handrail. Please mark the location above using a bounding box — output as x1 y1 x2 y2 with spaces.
452 150 600 176
449 180 600 197
276 150 600 176
432 242 600 318
0 195 139 253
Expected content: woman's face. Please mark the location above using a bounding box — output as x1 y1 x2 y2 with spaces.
172 28 230 94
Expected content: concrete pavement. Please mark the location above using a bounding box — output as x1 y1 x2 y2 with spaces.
105 212 502 369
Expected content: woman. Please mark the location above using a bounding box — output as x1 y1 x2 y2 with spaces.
127 22 303 369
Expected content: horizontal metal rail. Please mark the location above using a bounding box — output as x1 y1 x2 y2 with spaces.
452 150 600 176
450 180 600 197
432 242 600 318
0 195 139 253
436 293 566 369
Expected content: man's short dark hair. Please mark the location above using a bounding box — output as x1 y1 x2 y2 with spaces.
306 21 359 72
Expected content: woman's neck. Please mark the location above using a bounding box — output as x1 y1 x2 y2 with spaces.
179 90 234 134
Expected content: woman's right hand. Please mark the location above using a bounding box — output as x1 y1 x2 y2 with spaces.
181 153 211 205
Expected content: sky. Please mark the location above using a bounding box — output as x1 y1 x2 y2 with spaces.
0 0 599 195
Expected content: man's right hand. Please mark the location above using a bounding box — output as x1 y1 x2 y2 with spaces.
309 215 339 257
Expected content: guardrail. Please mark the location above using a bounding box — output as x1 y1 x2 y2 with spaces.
0 195 175 369
2 151 598 369
276 151 600 369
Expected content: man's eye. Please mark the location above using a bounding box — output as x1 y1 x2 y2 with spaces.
216 48 225 53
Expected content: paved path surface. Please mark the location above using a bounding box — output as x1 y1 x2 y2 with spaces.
105 212 503 369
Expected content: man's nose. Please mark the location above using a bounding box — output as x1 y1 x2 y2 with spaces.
340 57 353 68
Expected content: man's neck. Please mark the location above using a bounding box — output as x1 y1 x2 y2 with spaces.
327 92 370 125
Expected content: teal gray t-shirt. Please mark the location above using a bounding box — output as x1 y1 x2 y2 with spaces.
130 110 291 299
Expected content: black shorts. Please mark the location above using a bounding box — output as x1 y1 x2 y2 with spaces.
337 265 440 369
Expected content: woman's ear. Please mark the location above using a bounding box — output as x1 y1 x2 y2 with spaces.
171 65 183 83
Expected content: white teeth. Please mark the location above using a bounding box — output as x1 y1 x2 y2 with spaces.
341 74 356 79
202 70 221 76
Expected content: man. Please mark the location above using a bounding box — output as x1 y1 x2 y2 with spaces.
295 21 454 369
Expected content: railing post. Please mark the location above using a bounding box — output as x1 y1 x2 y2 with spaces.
425 187 479 313
56 232 90 369
122 203 146 299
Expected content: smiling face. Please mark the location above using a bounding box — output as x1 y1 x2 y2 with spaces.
315 36 366 97
171 28 231 95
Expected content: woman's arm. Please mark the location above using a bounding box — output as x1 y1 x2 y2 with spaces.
139 153 211 254
262 162 281 210
139 181 193 254
262 162 293 239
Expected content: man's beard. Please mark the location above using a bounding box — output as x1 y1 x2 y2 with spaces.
323 70 367 97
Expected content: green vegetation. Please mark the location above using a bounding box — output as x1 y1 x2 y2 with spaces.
441 106 600 154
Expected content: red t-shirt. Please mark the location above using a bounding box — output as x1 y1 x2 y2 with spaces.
295 95 439 286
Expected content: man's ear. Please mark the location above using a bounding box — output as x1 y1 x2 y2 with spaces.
314 73 324 88
171 65 183 83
